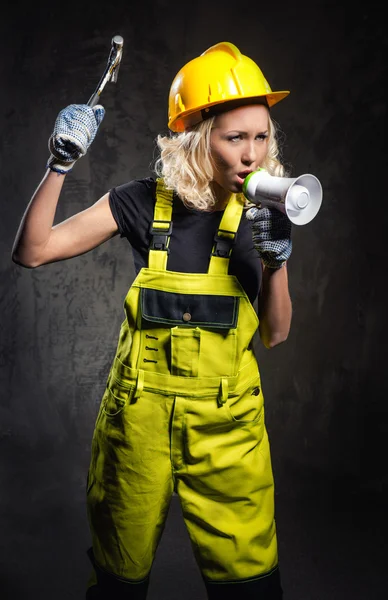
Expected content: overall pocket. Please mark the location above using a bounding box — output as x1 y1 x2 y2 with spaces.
226 379 264 424
102 375 132 417
170 326 201 377
140 288 239 329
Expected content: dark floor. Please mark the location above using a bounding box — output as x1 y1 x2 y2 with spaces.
1 489 386 600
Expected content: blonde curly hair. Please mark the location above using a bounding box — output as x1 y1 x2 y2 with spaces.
154 113 287 211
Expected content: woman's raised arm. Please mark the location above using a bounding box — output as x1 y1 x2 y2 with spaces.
12 169 118 268
12 103 119 268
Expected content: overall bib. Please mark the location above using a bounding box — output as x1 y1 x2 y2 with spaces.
86 179 282 599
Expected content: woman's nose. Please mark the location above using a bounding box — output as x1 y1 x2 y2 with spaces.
241 142 256 165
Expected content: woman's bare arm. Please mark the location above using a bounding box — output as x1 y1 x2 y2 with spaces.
257 264 292 349
12 170 118 268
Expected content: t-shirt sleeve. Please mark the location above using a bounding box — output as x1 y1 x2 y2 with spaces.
109 177 156 242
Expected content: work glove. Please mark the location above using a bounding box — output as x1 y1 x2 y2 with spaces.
246 206 292 269
46 103 105 174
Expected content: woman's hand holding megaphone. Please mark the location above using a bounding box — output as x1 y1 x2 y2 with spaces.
246 206 292 269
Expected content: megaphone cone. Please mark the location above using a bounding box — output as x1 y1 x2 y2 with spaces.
242 168 323 225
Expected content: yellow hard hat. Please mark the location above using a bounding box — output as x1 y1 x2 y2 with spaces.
168 41 290 132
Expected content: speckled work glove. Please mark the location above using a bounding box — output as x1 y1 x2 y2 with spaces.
246 206 292 269
46 103 105 174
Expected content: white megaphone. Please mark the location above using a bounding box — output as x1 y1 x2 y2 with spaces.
242 168 323 225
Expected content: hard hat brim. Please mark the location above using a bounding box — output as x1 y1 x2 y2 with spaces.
169 91 290 132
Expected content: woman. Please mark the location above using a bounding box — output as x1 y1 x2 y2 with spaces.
12 41 292 599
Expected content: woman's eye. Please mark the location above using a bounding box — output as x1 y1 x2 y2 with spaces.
227 135 241 142
256 134 268 141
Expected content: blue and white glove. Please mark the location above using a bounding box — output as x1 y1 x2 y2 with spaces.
47 103 105 174
246 206 292 269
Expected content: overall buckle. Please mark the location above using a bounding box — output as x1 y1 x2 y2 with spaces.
211 229 237 258
149 220 173 251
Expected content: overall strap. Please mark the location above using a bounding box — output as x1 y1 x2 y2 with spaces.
208 193 245 275
148 178 174 270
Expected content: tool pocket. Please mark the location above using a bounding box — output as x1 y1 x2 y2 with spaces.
171 326 201 377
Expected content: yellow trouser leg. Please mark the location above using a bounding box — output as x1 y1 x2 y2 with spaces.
86 382 175 581
172 381 278 583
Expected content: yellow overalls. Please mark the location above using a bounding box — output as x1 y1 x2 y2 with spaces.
86 179 282 599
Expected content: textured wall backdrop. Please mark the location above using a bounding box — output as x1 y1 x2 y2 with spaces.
1 1 387 599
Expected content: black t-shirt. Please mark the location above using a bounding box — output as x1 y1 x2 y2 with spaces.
109 177 262 303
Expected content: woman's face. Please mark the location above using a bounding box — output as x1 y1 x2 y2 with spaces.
210 104 269 195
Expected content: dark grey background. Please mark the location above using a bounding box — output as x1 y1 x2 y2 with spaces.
1 1 387 598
